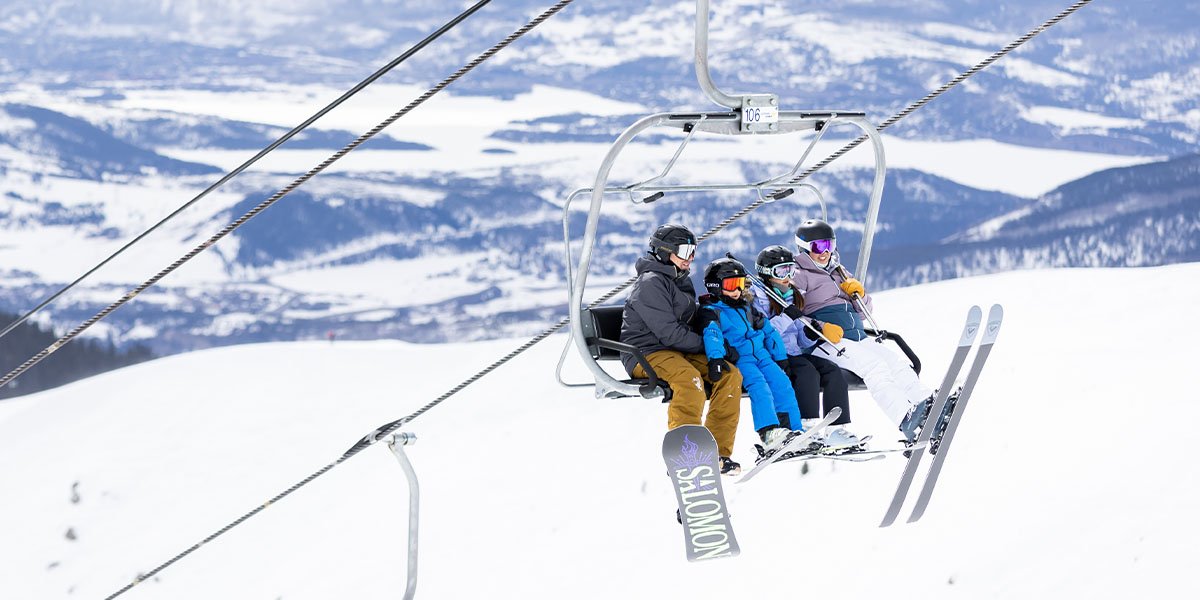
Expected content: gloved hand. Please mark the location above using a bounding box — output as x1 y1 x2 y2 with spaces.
707 359 727 382
840 278 865 299
723 340 740 363
822 322 844 344
803 320 823 341
783 304 804 320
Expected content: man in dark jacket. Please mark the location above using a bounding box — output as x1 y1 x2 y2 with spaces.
620 224 743 474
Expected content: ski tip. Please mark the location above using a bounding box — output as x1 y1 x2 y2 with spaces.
983 305 1003 342
959 306 984 344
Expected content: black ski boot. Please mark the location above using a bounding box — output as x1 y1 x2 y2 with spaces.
719 456 742 476
928 386 963 455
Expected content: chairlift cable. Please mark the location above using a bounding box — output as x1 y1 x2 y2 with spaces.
99 0 1090 596
764 0 1097 200
1 0 575 396
0 0 494 344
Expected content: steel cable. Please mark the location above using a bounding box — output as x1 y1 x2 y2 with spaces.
0 1 572 394
100 0 1092 596
0 0 493 343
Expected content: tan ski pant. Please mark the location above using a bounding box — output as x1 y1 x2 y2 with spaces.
634 350 742 457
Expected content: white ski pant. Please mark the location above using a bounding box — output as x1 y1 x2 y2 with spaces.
813 338 932 426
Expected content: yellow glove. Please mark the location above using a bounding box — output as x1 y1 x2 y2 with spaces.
840 278 865 299
822 322 844 344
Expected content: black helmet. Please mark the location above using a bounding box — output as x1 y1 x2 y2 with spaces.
795 218 836 253
703 257 748 293
648 223 697 264
755 245 795 277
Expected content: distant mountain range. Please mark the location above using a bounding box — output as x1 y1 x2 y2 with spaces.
871 153 1200 288
0 0 1196 359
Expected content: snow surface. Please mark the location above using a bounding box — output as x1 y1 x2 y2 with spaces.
2 264 1197 599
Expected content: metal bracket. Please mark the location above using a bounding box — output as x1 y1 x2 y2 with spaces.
740 94 779 133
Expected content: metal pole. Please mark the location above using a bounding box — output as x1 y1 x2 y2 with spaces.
387 432 420 600
694 0 741 109
833 262 885 338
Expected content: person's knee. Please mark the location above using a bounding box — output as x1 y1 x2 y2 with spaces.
822 368 848 387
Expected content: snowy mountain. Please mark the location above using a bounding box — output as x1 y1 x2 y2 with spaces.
871 153 1200 288
1 264 1196 598
0 0 1196 357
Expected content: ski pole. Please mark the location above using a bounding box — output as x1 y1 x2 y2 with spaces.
725 252 846 357
832 259 886 340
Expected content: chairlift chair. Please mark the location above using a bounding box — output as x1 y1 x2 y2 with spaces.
556 0 918 400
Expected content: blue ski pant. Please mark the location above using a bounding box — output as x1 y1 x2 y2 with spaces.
736 355 801 432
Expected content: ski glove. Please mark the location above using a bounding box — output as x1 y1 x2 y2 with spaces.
839 278 865 299
775 359 790 376
723 340 740 363
707 359 728 382
822 322 844 344
783 303 804 320
803 321 822 341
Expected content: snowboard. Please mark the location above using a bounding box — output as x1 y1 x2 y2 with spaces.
662 425 740 561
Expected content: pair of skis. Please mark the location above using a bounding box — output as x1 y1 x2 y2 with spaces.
879 304 1004 527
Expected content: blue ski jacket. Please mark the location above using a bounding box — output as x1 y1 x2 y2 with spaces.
699 295 788 364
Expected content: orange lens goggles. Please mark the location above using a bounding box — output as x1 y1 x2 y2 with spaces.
721 276 747 291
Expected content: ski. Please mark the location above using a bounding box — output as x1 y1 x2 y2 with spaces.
662 425 740 561
906 304 1003 523
735 407 840 484
780 443 921 464
879 305 983 527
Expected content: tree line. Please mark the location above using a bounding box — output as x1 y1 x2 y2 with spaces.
0 312 154 400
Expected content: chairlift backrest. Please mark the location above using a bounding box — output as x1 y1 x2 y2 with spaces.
581 305 626 361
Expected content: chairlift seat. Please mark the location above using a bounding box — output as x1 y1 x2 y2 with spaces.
583 304 921 400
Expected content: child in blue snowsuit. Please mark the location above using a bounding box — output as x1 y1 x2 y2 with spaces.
697 258 802 448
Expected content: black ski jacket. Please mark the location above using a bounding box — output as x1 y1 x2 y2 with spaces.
619 256 704 375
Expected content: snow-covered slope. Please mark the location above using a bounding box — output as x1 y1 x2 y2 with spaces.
1 264 1196 599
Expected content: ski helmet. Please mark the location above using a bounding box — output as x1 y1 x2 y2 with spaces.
648 223 697 263
795 219 836 254
755 245 796 278
703 258 749 293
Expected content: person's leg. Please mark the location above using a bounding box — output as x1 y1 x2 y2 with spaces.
818 340 912 426
684 353 741 458
636 350 706 431
784 354 821 420
760 356 802 430
878 345 933 404
806 353 851 425
733 359 780 434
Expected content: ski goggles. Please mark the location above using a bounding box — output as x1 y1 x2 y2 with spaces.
673 243 697 260
802 238 835 255
766 262 798 279
720 276 747 292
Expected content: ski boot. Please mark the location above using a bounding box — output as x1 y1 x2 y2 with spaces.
719 456 742 476
928 386 963 455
